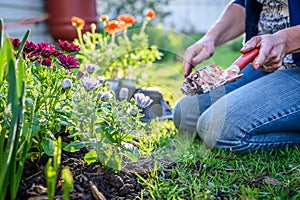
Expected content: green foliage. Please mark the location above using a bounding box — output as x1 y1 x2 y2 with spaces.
45 137 62 200
138 140 300 199
70 66 150 171
73 15 162 81
0 33 32 200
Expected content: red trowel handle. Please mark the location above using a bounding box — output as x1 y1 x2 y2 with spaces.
231 48 259 70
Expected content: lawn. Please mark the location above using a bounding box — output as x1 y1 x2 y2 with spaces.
135 40 300 199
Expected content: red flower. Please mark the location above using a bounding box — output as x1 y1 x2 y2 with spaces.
105 20 121 34
58 54 79 69
58 39 80 53
146 9 156 20
118 14 135 28
71 16 85 28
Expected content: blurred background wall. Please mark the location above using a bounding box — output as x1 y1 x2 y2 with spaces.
0 0 230 42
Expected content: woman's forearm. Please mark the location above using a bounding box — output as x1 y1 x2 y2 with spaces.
205 2 246 47
275 25 300 54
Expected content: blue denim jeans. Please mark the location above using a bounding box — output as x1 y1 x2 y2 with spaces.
173 65 300 152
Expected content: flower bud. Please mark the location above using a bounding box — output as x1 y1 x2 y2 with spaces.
84 64 99 74
62 78 72 89
119 87 129 100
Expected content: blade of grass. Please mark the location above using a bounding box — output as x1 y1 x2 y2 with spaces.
0 18 3 48
15 29 30 60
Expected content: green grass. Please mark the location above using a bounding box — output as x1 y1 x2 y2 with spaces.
135 40 300 199
138 140 300 199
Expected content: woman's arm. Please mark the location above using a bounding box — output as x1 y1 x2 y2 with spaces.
206 2 246 47
182 2 246 77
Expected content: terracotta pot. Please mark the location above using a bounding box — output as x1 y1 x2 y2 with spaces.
45 0 98 41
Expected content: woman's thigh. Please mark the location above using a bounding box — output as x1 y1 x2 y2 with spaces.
197 68 300 152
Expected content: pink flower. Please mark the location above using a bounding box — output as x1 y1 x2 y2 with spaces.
58 39 80 53
58 54 79 69
36 42 55 57
10 38 21 49
41 58 52 67
23 41 38 53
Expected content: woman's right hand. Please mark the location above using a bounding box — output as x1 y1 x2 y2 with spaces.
182 36 215 77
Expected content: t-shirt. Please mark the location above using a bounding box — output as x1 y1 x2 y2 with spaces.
233 0 300 67
256 0 293 68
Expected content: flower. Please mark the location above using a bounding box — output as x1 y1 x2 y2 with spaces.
119 87 129 100
36 42 55 57
118 14 135 28
146 9 156 20
24 41 38 53
10 38 21 49
58 39 80 53
71 16 85 29
99 15 109 23
134 93 153 108
81 77 100 92
41 58 52 67
84 64 99 74
62 78 72 89
58 54 80 69
105 20 121 34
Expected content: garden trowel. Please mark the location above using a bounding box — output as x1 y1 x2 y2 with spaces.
181 48 259 95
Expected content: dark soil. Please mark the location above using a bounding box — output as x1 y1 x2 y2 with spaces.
17 132 153 200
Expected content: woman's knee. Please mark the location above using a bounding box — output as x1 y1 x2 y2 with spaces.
173 95 200 133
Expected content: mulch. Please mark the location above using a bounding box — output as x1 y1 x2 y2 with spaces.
16 131 154 200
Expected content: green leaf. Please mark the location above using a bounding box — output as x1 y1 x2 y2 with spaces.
15 29 30 60
123 146 140 162
0 18 3 48
63 141 85 152
42 137 55 156
84 150 98 165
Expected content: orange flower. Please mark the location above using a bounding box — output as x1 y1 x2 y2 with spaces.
71 16 85 28
118 14 135 28
99 14 109 23
105 20 121 34
146 9 156 20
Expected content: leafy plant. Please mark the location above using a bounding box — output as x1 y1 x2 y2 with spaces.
0 24 32 200
72 11 162 81
9 37 80 158
69 64 153 171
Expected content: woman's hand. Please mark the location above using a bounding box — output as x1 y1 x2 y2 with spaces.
182 36 215 77
240 33 287 72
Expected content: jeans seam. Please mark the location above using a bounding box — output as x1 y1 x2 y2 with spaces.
241 108 300 144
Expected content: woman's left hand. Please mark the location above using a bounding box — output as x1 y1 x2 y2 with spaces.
240 33 287 72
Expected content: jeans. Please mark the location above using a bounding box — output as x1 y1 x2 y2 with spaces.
173 65 300 152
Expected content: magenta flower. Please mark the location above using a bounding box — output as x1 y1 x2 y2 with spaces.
10 38 21 49
36 42 55 57
41 58 52 67
58 54 79 69
53 50 63 57
24 41 38 53
58 39 80 53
